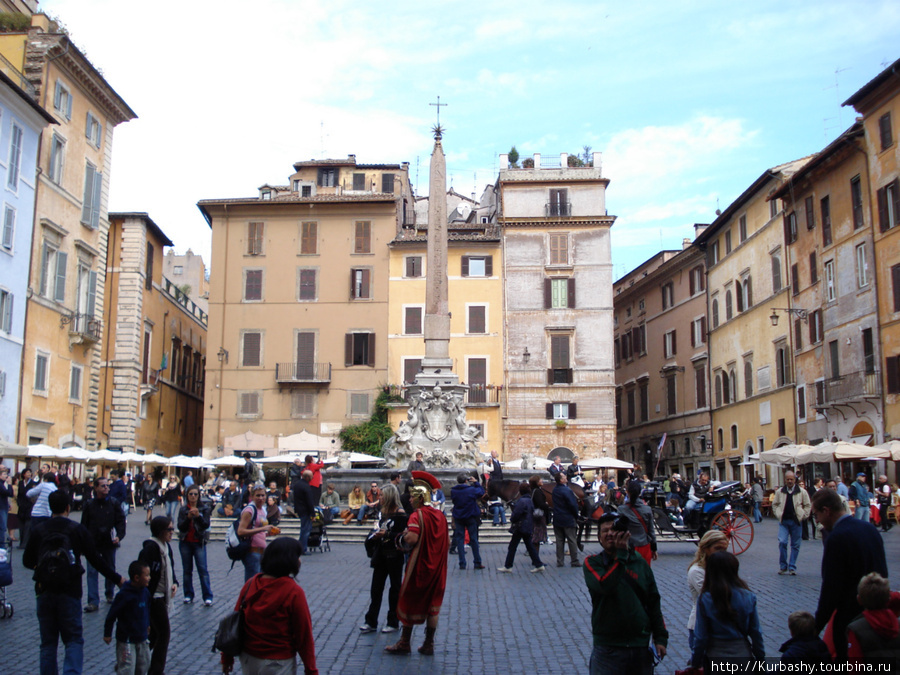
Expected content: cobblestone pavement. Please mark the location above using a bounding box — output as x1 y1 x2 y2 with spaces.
2 513 898 674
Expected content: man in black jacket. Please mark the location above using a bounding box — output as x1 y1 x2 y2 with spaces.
81 476 126 612
24 490 123 675
292 470 316 554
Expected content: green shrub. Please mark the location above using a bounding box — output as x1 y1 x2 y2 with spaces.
0 13 31 32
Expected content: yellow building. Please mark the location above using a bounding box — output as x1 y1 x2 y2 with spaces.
386 219 504 456
696 158 810 482
198 156 414 457
100 214 207 456
844 58 900 441
0 14 136 448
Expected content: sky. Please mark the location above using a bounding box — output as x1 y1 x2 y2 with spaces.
38 0 900 280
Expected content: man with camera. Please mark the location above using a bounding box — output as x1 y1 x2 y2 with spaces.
450 472 484 570
583 513 667 675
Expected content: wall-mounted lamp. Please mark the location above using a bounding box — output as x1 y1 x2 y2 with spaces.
770 307 809 326
217 348 229 363
523 347 530 364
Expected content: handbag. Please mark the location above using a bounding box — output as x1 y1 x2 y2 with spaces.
212 586 264 657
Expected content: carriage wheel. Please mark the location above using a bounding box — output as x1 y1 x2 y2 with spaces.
711 510 754 555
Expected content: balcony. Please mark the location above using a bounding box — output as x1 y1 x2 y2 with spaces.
62 312 101 344
822 369 880 405
464 384 502 406
275 362 331 385
545 202 571 217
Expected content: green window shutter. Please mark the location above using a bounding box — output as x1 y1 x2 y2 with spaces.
54 251 67 303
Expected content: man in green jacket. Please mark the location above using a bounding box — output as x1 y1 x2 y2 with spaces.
583 513 668 675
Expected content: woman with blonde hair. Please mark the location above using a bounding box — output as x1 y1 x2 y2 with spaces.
687 529 729 657
344 484 365 525
360 484 408 634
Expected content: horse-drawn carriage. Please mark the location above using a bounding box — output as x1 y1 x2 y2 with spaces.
650 480 754 555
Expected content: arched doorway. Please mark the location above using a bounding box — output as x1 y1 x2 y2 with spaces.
547 446 574 462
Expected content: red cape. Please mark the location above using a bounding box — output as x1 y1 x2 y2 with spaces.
397 505 449 625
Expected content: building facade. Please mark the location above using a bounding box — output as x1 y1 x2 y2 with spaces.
163 248 209 313
0 69 54 444
100 213 206 456
199 156 414 457
614 241 711 481
0 15 135 448
498 152 617 463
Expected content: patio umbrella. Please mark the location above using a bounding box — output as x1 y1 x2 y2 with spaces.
208 455 246 467
501 457 554 470
818 441 888 461
758 444 813 465
260 453 304 464
579 457 635 470
166 454 204 468
322 452 385 466
87 449 127 463
26 443 64 458
0 439 26 457
874 440 900 461
139 453 168 464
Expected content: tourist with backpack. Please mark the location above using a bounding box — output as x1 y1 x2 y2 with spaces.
23 490 124 675
236 484 275 582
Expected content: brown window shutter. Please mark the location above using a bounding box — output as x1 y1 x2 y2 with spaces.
405 307 421 334
367 333 376 367
361 269 370 298
672 330 676 355
689 271 695 296
485 256 493 276
242 332 260 367
461 256 469 277
794 319 803 350
700 316 707 342
887 356 900 394
568 403 577 419
404 358 421 384
544 279 552 308
893 265 900 312
783 212 790 242
568 278 576 308
893 179 900 228
878 186 889 232
344 334 352 367
469 305 485 333
546 403 554 418
735 281 744 312
746 277 752 306
350 269 356 298
809 316 815 344
296 332 314 365
566 368 573 384
791 265 800 296
547 369 553 385
632 327 640 353
691 323 696 347
805 196 814 230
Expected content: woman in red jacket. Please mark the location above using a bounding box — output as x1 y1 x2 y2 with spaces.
304 455 325 505
222 537 318 675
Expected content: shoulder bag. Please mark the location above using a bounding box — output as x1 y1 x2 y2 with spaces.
212 584 265 657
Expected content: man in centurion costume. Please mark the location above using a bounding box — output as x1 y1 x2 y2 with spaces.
385 470 450 656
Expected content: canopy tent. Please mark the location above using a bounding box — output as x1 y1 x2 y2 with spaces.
875 440 900 462
758 444 813 465
164 454 204 468
139 453 168 464
579 457 635 470
0 439 27 457
259 453 305 464
27 444 91 461
87 449 127 463
277 430 339 455
206 455 247 467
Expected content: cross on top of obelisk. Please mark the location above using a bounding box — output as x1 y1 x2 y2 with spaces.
429 96 446 140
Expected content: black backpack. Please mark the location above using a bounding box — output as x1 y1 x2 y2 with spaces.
35 526 81 593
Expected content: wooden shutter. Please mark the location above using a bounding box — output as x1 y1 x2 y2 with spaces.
893 179 900 230
301 222 317 254
568 278 576 308
296 332 315 378
735 281 744 312
484 256 493 276
689 271 695 296
893 265 900 312
794 319 803 350
805 196 814 230
81 164 94 224
353 173 365 191
878 185 889 232
696 368 706 408
405 307 422 334
382 173 394 193
888 356 900 395
403 359 421 384
468 358 486 386
461 256 469 277
367 333 376 367
146 244 154 291
746 277 752 307
245 269 261 300
791 264 800 295
632 326 641 353
299 269 316 300
809 313 815 344
568 403 577 419
700 316 707 343
468 305 485 334
667 376 677 415
691 322 696 347
54 251 67 302
355 221 371 253
242 332 261 367
344 334 353 367
547 369 553 385
551 335 569 368
671 331 676 355
406 256 420 277
86 271 97 317
546 403 554 419
544 279 552 308
361 269 370 298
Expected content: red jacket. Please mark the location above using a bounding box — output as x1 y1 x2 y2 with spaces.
305 461 325 489
237 575 317 674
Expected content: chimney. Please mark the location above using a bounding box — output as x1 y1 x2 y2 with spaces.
533 153 541 169
499 154 509 170
348 154 356 163
593 151 602 174
683 238 692 250
694 223 709 239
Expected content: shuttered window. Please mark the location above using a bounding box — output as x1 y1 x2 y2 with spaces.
351 268 371 299
239 392 260 416
353 173 365 191
403 358 422 385
291 391 315 417
404 306 423 335
2 205 14 250
667 376 677 415
405 256 422 277
805 196 815 230
7 123 22 189
821 196 832 245
468 358 487 403
851 178 864 230
300 222 317 254
791 264 800 296
247 222 264 255
296 332 315 379
696 367 707 408
242 332 261 367
244 269 262 301
298 269 316 301
461 256 492 277
468 305 486 334
877 178 900 232
81 162 102 230
548 335 572 384
382 173 395 193
345 333 375 367
880 112 893 151
893 264 900 312
809 253 818 284
354 221 371 253
549 233 568 264
887 356 900 395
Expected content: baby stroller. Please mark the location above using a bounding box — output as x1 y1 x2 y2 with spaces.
306 511 330 553
0 537 13 618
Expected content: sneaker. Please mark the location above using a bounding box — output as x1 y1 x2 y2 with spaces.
571 561 581 567
83 604 99 613
381 625 398 633
183 598 193 605
778 569 788 575
359 623 377 633
789 570 797 576
530 565 546 573
497 566 513 573
557 562 565 567
105 595 115 603
474 564 485 570
204 599 214 607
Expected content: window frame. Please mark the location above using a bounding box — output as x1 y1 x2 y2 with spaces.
403 304 424 336
297 267 317 302
821 195 833 246
81 161 102 230
354 220 371 254
879 112 893 151
49 133 65 184
461 255 492 278
549 232 568 265
856 242 869 289
237 391 261 418
247 221 265 256
0 288 12 333
1 204 14 252
7 121 22 191
243 268 264 302
68 363 83 404
85 111 102 149
33 350 50 395
350 267 372 300
349 392 370 417
53 80 72 120
240 330 263 368
824 259 835 302
466 303 487 334
404 256 422 278
300 221 318 255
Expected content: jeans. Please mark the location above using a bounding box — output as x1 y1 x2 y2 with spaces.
179 540 213 602
589 644 653 675
453 516 482 568
0 507 7 541
364 557 404 627
148 597 170 675
164 500 179 522
116 640 150 675
554 525 579 565
856 503 871 522
299 515 312 553
86 547 117 606
778 519 802 571
243 550 261 582
490 504 507 525
503 530 543 568
752 502 762 523
358 504 378 523
37 592 84 675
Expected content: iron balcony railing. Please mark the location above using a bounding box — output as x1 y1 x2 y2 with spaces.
393 383 502 405
275 362 331 384
545 202 571 217
824 369 880 404
64 313 102 341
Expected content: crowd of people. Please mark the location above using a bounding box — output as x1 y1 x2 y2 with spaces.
5 453 900 674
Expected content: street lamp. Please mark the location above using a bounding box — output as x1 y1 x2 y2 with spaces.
769 307 809 327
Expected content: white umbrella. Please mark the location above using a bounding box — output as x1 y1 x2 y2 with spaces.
208 455 246 467
118 452 145 463
813 441 888 461
87 449 126 463
502 457 553 469
322 452 385 465
27 443 64 458
0 439 26 457
260 453 304 464
758 444 813 465
139 453 168 464
874 440 900 461
166 454 204 468
579 457 635 470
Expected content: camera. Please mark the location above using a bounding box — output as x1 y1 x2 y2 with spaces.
612 515 630 532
